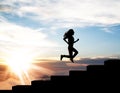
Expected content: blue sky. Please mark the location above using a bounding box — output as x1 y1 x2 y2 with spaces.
0 0 120 60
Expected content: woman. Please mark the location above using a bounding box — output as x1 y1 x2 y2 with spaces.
60 29 79 63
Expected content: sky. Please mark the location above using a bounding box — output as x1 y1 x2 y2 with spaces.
0 0 120 90
0 0 120 60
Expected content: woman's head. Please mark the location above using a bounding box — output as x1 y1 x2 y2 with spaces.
64 29 74 38
69 29 74 35
68 29 74 35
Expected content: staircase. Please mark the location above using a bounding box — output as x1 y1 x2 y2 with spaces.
1 59 120 93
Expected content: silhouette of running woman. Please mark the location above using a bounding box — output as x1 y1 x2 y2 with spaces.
60 29 79 63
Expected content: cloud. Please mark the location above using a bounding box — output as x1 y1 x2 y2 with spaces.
75 55 120 65
0 4 12 12
0 17 59 58
1 0 120 28
102 28 113 33
0 17 58 46
102 24 120 33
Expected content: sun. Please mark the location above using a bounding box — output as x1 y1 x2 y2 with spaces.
4 49 37 84
3 48 53 85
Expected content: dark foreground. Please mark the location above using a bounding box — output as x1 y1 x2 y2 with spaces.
1 59 120 93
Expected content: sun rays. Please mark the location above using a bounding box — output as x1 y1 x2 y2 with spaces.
2 48 53 85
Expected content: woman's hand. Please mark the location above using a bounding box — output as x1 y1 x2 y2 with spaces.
76 38 79 41
74 38 79 43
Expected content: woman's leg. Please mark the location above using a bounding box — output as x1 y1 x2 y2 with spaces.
60 46 73 62
72 48 78 58
68 46 74 62
60 54 70 60
60 47 71 60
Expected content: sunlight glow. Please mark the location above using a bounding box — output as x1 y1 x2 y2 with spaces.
4 49 36 84
3 48 53 85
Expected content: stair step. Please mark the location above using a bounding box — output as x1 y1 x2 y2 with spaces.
0 90 12 93
32 80 51 87
51 75 69 81
69 70 87 77
31 80 53 92
87 65 105 72
104 59 120 71
12 85 32 93
69 70 88 81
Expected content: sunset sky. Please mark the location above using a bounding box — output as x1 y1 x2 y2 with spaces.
0 0 120 90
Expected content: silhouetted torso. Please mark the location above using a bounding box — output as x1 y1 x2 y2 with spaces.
67 35 74 47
